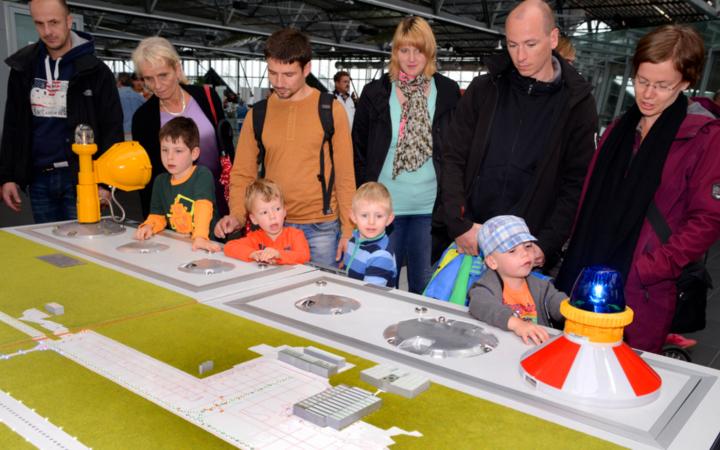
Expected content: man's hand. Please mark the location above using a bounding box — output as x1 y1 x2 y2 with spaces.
336 237 349 267
134 223 153 240
192 237 221 253
508 317 550 345
530 243 545 268
214 215 241 239
2 182 22 212
455 223 482 255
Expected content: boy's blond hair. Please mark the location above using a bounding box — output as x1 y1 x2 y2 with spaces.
244 179 284 212
352 182 393 212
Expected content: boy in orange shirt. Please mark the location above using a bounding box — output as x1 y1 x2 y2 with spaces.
224 179 310 264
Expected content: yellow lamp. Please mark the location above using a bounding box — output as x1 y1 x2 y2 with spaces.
53 124 152 238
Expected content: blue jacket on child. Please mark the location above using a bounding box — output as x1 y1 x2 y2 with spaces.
343 230 396 287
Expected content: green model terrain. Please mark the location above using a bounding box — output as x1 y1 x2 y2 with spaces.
0 423 34 450
0 322 37 353
0 231 619 449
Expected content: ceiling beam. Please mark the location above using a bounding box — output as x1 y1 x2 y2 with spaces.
68 0 389 55
353 0 503 36
144 0 157 14
682 0 719 17
92 30 264 58
481 0 490 28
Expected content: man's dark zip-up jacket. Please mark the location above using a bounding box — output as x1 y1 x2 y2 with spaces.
0 32 123 187
432 52 598 266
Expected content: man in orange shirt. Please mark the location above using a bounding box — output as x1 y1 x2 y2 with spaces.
224 179 309 265
215 28 355 267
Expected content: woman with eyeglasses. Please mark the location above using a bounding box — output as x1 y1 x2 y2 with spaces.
557 25 720 353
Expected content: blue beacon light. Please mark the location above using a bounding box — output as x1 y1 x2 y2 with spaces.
569 265 626 313
520 264 662 408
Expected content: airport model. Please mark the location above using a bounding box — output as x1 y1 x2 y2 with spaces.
1 220 719 449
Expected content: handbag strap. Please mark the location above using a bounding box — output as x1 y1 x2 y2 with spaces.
646 201 671 243
646 201 709 263
203 85 232 157
203 84 218 125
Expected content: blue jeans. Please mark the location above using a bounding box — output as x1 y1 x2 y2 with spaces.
287 220 340 267
387 214 434 294
28 168 77 223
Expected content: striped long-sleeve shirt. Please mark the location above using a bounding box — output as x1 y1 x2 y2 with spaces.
343 230 396 287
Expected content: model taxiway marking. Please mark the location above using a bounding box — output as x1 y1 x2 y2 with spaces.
0 311 46 339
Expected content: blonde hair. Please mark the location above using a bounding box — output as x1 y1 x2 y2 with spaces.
245 179 284 213
352 182 393 212
132 36 188 84
556 36 576 63
388 16 437 80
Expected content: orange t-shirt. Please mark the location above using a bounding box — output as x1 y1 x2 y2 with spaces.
502 281 538 323
224 227 310 265
228 89 356 237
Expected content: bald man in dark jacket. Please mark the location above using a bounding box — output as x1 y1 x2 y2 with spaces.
432 0 598 269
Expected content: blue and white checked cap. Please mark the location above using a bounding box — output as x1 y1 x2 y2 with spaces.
478 215 537 256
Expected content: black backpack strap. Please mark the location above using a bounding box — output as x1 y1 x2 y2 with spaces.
252 99 268 178
646 201 671 243
317 92 336 215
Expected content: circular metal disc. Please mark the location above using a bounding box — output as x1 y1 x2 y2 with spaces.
384 317 498 358
116 241 170 254
52 219 125 238
178 258 235 275
295 293 361 315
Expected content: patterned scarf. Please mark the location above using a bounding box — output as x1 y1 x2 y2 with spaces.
393 72 432 178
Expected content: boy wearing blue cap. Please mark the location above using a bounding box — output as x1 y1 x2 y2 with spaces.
469 215 566 345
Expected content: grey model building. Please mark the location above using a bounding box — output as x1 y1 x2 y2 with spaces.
278 348 339 377
198 360 214 375
44 302 64 316
361 364 430 398
293 384 382 429
303 346 346 368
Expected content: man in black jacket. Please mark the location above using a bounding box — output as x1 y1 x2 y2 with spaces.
0 0 122 223
432 0 598 269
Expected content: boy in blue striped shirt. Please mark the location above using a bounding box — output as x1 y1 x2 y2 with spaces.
344 182 397 287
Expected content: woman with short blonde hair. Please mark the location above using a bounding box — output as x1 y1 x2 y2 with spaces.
387 17 437 80
353 16 460 294
131 36 233 218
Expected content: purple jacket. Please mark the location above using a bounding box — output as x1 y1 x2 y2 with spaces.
690 96 720 118
580 102 720 352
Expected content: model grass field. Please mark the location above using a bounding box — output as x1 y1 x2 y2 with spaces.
0 231 196 329
0 322 36 352
0 231 617 449
0 350 236 449
0 423 34 450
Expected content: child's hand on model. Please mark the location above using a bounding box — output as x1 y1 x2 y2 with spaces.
135 224 153 240
508 316 550 345
192 237 221 253
250 247 281 263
